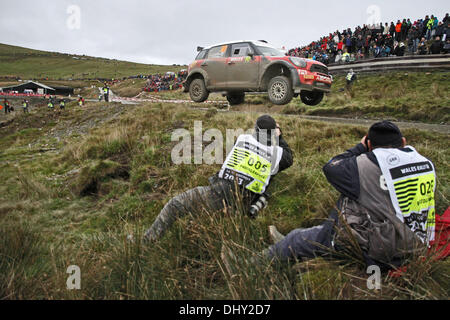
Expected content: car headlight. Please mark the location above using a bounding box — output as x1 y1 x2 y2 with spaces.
289 57 307 68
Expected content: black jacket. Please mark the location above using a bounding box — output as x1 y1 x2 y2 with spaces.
323 143 368 201
430 40 443 54
435 25 444 37
277 135 294 172
445 26 450 38
389 24 396 34
322 143 416 200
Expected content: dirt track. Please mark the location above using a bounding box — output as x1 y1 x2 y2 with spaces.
109 92 450 134
276 113 450 134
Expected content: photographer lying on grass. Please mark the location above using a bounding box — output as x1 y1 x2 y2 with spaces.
263 121 436 270
142 115 293 243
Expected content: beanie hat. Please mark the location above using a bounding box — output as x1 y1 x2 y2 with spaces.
255 115 277 146
256 115 276 131
368 121 403 147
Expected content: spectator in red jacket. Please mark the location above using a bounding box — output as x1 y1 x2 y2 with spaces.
395 20 402 41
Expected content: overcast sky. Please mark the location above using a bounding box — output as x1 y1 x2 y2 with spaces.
0 0 448 65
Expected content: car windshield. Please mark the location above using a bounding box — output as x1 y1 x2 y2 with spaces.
256 45 285 57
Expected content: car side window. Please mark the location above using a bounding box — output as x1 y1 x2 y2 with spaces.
207 45 228 58
231 43 252 57
195 50 208 60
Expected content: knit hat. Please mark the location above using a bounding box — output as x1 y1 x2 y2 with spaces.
256 115 276 131
255 115 277 146
368 121 403 147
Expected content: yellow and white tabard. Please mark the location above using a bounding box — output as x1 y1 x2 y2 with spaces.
219 134 283 194
373 146 436 243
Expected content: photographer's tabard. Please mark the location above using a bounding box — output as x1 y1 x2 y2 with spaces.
373 146 436 243
219 134 283 194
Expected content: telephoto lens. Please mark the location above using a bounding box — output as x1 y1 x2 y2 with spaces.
248 195 268 219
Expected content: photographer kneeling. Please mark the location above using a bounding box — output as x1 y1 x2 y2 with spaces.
266 121 436 270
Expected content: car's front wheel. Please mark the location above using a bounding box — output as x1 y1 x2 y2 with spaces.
226 92 245 105
300 91 324 106
267 76 293 105
189 78 209 102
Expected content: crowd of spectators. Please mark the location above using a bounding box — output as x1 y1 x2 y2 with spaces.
1 68 188 85
288 13 450 65
143 70 187 92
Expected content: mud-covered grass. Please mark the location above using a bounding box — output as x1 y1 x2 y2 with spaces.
0 100 448 300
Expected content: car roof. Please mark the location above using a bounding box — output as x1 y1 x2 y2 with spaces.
202 40 278 50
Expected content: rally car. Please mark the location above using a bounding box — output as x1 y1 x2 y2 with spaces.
184 40 332 105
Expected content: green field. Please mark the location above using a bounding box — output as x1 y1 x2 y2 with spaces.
0 43 185 80
0 100 448 300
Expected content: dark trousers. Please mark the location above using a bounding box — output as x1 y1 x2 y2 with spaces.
268 210 338 261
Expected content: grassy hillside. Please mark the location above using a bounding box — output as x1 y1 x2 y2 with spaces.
299 71 450 124
0 100 448 299
0 43 185 80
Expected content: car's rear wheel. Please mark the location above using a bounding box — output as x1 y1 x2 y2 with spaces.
300 91 324 106
189 78 209 102
226 92 245 105
268 76 293 105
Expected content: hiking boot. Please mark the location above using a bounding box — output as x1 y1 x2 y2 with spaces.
268 225 285 244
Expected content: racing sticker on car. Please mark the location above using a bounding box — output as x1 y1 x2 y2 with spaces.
316 75 332 83
230 57 245 62
229 56 254 63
